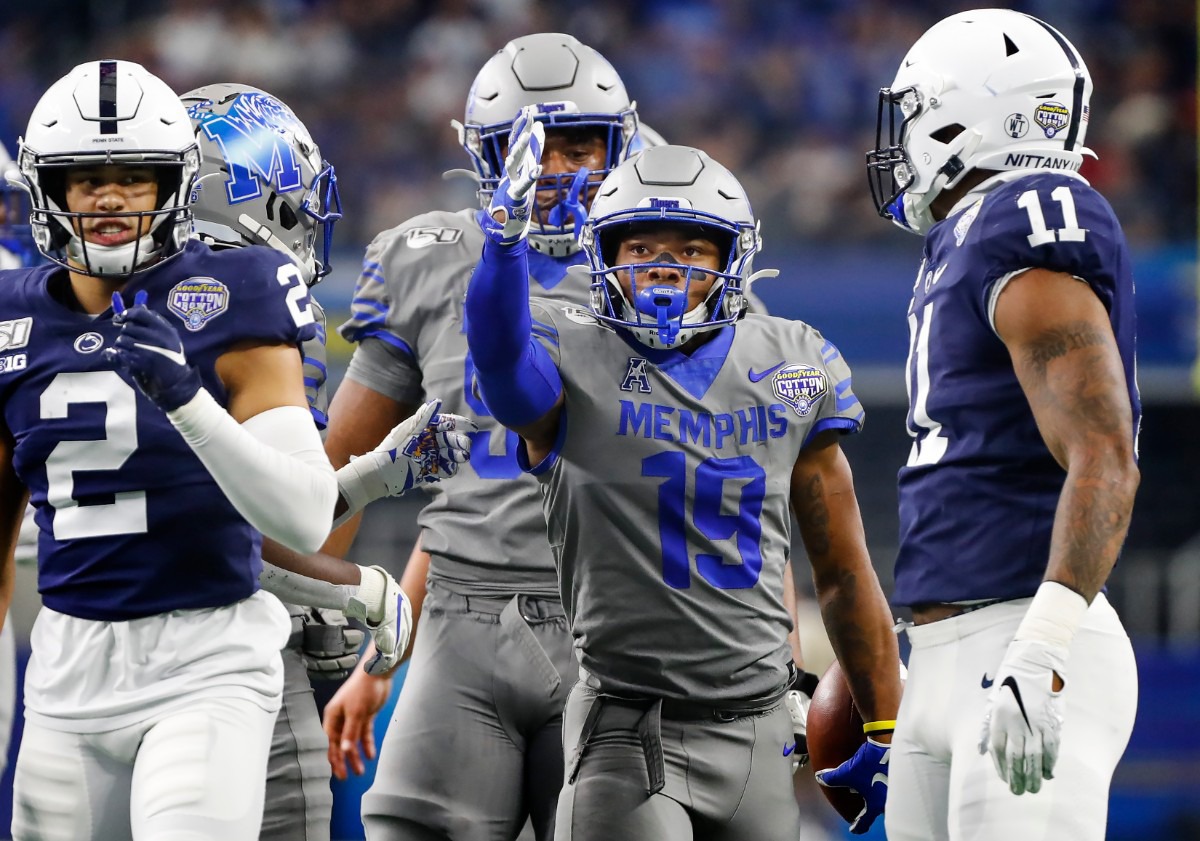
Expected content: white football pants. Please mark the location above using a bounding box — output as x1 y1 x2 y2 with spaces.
886 594 1137 841
12 695 278 841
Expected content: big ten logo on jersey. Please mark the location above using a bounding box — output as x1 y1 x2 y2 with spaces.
405 227 463 249
617 399 788 448
195 91 315 204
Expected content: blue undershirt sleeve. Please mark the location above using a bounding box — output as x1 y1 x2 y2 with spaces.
464 238 563 427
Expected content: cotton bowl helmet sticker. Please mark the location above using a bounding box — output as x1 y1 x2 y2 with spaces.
773 364 828 417
169 277 229 331
1033 102 1070 138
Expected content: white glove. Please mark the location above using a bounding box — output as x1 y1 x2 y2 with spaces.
784 688 811 772
345 565 412 676
482 106 545 246
978 638 1067 795
335 399 475 527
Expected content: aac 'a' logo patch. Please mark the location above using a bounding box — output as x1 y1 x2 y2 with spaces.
620 357 652 393
773 364 827 417
168 278 229 332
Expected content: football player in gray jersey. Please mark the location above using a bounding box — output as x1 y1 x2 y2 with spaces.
183 84 472 841
319 33 666 841
465 137 904 839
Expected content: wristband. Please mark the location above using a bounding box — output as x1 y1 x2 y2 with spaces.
1013 580 1089 650
862 719 897 734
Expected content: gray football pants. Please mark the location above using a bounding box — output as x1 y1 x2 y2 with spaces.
555 680 802 841
260 644 332 841
363 580 577 841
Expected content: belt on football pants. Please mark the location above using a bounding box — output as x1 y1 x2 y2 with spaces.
567 692 781 795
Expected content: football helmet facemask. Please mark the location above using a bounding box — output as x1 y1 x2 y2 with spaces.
16 60 199 277
868 9 1094 235
182 83 341 285
456 33 638 257
582 145 775 350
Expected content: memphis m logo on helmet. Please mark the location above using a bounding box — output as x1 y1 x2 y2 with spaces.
189 91 311 205
867 9 1094 235
182 84 342 285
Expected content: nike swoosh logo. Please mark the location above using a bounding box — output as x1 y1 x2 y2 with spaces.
981 673 994 689
749 362 786 383
1000 675 1032 731
136 342 187 367
782 741 797 757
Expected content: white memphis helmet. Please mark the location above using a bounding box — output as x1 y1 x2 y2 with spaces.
868 9 1094 234
16 60 199 276
456 32 639 257
582 145 768 350
182 83 342 286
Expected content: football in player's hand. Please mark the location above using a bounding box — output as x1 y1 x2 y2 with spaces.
807 660 869 823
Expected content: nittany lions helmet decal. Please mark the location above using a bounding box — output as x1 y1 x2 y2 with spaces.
583 145 773 350
456 33 639 257
868 9 1094 234
182 84 342 285
15 60 200 277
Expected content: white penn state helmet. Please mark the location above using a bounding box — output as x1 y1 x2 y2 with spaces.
16 60 199 276
868 9 1094 234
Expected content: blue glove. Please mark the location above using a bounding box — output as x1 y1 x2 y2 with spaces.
482 106 545 247
105 290 202 411
815 738 890 834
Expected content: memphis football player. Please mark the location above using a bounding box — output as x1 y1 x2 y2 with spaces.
464 132 903 839
866 10 1139 840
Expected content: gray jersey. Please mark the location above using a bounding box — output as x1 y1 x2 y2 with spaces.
340 209 591 596
528 303 864 703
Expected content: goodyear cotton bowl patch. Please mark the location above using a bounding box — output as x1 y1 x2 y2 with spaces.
773 364 828 417
169 278 229 331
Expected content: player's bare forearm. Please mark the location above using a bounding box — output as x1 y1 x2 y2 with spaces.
262 537 362 585
399 535 431 660
997 269 1140 601
791 432 901 723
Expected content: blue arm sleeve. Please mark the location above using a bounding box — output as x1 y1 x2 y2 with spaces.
464 238 563 427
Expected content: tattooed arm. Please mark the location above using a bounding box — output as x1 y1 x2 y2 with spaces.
994 269 1140 601
791 430 901 728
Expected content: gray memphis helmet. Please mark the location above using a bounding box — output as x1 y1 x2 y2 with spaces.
581 145 773 349
455 32 639 257
181 83 341 285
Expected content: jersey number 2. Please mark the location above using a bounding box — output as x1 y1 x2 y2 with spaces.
42 371 147 539
643 452 765 589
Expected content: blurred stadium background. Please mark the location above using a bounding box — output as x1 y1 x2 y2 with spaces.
0 1 1196 839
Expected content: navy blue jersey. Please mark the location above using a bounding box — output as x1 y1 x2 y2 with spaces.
894 172 1139 606
0 240 316 620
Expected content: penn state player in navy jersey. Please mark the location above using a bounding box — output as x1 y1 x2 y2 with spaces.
466 135 903 839
0 60 344 841
867 10 1139 840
